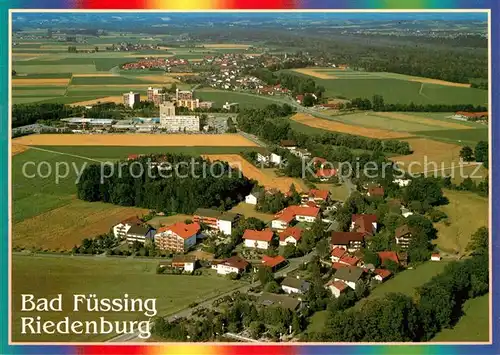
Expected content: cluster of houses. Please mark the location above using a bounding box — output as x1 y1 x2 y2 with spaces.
121 57 190 71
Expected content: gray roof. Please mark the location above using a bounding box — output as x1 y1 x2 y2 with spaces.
334 266 364 283
127 225 153 236
281 277 310 292
258 292 301 311
220 212 238 222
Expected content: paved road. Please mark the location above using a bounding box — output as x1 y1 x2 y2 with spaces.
106 251 316 343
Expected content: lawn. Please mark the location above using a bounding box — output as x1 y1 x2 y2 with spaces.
431 293 489 342
315 183 349 201
70 76 151 85
229 202 275 223
13 64 97 74
414 128 488 146
434 189 489 255
356 261 450 308
195 90 284 109
12 255 243 342
305 310 328 334
330 112 442 132
148 214 193 229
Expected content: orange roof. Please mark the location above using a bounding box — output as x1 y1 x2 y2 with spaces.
332 262 348 270
339 255 360 266
279 227 303 242
309 189 329 200
316 169 337 178
378 251 400 265
159 222 200 239
327 280 348 292
352 214 377 236
303 201 320 208
374 268 392 280
274 205 320 222
262 255 286 268
243 229 273 242
368 187 384 197
331 247 347 258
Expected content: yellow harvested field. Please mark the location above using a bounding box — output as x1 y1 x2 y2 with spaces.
12 200 149 250
166 72 198 77
203 154 305 193
12 78 70 86
69 96 124 107
11 143 29 156
390 138 462 173
13 134 258 147
373 112 472 130
410 78 471 88
72 73 117 77
291 68 336 79
204 44 251 48
291 113 411 139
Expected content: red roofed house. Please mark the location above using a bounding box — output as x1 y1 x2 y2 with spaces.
378 251 400 266
302 189 330 204
316 169 337 182
212 255 249 275
154 222 200 253
127 154 144 161
262 255 287 271
351 214 378 236
367 186 384 198
272 205 320 231
339 255 360 267
331 232 365 252
325 280 349 298
332 262 348 270
113 216 143 239
243 229 274 249
279 227 303 246
431 253 442 261
373 268 392 282
330 247 347 263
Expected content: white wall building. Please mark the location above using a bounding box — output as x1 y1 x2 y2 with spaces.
160 102 199 132
123 92 140 108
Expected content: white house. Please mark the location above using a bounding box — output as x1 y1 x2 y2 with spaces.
278 227 303 246
281 277 310 294
270 153 282 165
212 256 249 275
272 205 320 231
325 280 348 298
333 266 364 290
113 216 143 239
245 191 262 205
170 255 197 272
243 229 274 249
431 253 442 261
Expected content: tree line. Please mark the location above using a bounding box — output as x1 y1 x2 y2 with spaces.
76 154 254 214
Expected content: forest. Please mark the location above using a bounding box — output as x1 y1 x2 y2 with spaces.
76 154 254 214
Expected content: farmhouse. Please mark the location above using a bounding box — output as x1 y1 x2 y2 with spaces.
333 266 365 290
280 140 297 150
193 208 240 235
212 255 249 275
261 255 287 272
394 224 413 249
281 277 310 294
351 214 378 237
125 225 156 244
258 292 303 311
325 280 349 298
112 216 143 239
272 205 320 231
245 191 262 205
160 255 197 272
331 232 365 252
278 226 303 246
243 229 274 249
154 222 200 253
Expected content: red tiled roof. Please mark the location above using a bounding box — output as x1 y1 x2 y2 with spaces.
303 200 320 208
456 111 488 118
327 280 348 292
316 169 337 178
378 251 400 265
332 262 348 270
331 232 364 245
274 205 320 222
309 189 329 200
220 255 249 270
339 255 360 266
119 216 142 226
431 253 441 258
243 229 273 242
262 255 286 268
374 268 392 280
160 222 200 239
352 214 377 236
279 227 303 242
331 247 347 258
368 187 384 197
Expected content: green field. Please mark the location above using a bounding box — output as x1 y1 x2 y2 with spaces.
414 128 488 145
12 255 243 342
305 310 328 334
195 90 284 109
432 293 489 342
13 64 97 74
70 76 149 85
284 70 488 106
